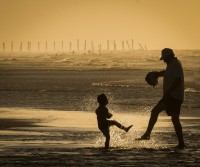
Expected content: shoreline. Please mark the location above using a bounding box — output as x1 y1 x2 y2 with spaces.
0 107 200 166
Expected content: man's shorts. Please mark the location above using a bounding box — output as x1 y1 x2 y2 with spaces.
160 97 183 116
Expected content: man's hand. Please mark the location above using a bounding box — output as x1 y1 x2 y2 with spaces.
145 71 159 87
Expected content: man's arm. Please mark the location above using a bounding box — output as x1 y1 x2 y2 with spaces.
152 70 165 78
157 70 165 77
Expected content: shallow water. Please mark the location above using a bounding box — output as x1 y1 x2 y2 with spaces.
0 110 200 166
0 51 199 115
1 147 199 167
0 51 200 166
0 126 200 167
0 68 199 116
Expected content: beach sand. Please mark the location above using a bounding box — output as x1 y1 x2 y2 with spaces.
0 51 199 166
0 107 200 166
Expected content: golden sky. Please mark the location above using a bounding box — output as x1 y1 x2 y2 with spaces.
0 0 200 50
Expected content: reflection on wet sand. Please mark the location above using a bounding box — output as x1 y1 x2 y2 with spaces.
0 108 199 166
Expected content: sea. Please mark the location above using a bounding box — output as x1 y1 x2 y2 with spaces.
0 50 199 114
0 50 200 166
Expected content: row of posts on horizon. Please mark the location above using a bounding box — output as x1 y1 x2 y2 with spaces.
1 40 147 53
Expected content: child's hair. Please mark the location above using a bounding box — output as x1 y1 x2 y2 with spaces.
97 93 108 105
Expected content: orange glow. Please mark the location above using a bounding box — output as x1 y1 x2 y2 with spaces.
0 0 200 49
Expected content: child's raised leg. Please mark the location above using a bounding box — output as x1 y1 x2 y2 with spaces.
108 120 133 132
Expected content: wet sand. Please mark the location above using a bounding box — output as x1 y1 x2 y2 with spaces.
0 108 200 166
0 51 199 166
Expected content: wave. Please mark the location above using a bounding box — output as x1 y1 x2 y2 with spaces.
0 58 18 61
54 58 72 63
1 51 200 71
92 80 152 88
185 88 200 93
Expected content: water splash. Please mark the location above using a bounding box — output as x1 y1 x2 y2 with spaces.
94 125 165 149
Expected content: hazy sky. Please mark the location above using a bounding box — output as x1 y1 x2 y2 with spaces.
0 0 200 50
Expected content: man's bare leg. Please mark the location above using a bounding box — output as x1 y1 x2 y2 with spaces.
140 102 165 140
171 115 185 148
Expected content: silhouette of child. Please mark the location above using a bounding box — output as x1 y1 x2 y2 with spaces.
95 93 133 149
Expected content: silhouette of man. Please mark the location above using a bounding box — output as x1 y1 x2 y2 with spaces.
140 48 185 149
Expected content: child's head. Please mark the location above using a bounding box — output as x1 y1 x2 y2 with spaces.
97 93 108 105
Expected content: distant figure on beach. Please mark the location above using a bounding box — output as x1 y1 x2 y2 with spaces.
140 48 185 149
96 93 133 149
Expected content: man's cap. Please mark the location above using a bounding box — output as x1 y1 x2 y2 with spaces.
160 48 175 60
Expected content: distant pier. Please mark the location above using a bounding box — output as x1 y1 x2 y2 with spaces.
0 39 147 53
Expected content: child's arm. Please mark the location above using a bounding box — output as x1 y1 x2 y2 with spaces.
104 107 113 118
106 112 113 119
